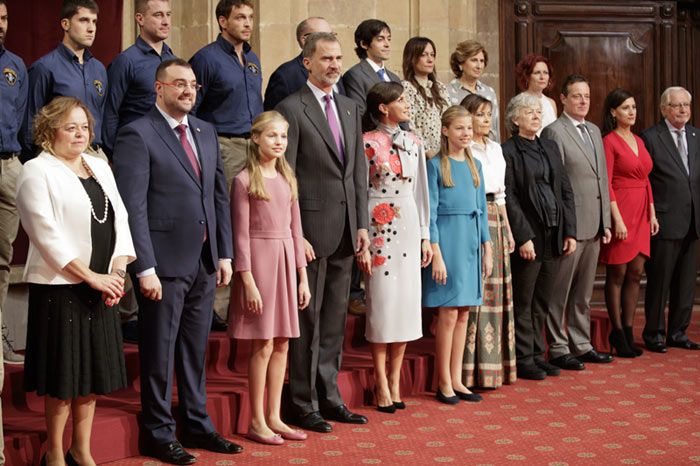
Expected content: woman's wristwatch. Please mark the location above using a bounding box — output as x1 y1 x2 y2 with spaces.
112 268 127 278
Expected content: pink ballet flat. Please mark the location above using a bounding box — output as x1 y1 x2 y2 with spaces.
273 429 308 441
246 430 284 445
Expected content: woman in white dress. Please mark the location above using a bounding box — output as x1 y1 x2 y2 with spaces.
514 54 558 134
357 82 432 413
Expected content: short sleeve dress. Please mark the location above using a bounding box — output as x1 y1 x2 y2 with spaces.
24 177 127 400
229 170 307 339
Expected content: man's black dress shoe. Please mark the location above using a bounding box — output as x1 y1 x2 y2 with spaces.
211 313 229 332
645 342 667 353
322 404 368 424
578 349 613 363
145 441 196 465
667 339 700 350
550 354 585 370
182 431 243 454
534 359 561 376
516 364 547 380
294 411 333 432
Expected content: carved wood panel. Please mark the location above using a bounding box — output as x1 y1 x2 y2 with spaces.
499 0 684 133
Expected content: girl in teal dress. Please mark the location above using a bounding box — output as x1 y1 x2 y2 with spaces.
423 105 492 404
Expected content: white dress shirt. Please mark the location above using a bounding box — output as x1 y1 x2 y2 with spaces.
365 58 391 82
470 138 506 205
306 80 346 148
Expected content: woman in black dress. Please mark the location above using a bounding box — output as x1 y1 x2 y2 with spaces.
16 97 135 466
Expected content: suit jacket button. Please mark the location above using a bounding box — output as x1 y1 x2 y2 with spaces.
199 220 205 224
340 201 346 205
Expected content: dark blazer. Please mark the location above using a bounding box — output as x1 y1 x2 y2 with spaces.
264 53 346 111
112 107 233 276
276 84 368 257
342 60 402 115
641 121 700 240
503 135 577 256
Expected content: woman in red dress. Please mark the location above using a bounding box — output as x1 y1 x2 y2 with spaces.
600 89 659 357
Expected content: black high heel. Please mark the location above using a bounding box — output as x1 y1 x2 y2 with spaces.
623 326 644 356
609 328 636 358
375 388 396 413
393 401 406 410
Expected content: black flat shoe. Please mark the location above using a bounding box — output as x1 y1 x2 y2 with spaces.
550 354 585 371
322 404 368 424
578 349 613 363
393 401 406 410
294 411 332 433
377 403 396 413
436 389 459 405
144 441 196 465
453 390 483 402
646 342 667 353
65 450 79 466
181 431 243 454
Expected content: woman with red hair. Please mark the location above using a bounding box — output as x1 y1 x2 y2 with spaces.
514 54 558 134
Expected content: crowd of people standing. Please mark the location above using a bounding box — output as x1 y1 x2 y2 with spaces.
0 0 698 465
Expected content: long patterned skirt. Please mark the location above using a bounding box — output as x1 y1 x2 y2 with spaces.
462 201 517 388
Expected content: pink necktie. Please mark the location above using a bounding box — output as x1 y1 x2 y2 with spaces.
175 124 202 179
323 94 345 164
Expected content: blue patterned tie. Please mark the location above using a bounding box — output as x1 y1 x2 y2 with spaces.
377 68 387 81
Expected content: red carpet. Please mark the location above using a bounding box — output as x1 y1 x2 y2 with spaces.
3 310 700 465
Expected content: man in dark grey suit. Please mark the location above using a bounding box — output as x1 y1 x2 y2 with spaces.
641 86 700 352
276 32 370 433
342 19 401 116
541 74 613 372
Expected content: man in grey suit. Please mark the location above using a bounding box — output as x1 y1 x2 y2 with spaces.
541 74 614 371
641 86 700 352
342 19 401 116
276 32 370 433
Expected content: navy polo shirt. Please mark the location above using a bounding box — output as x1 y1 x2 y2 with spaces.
103 37 176 153
189 35 263 135
24 43 107 154
0 47 28 154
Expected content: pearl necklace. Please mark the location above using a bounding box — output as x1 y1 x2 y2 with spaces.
80 157 110 224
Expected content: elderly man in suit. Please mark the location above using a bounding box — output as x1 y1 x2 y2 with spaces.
541 74 614 371
113 58 241 464
263 17 345 110
641 86 700 352
276 32 370 433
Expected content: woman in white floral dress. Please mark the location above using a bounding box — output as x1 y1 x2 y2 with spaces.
357 82 432 413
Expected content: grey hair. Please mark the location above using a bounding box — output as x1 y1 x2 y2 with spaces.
659 86 691 110
302 32 339 59
505 93 542 135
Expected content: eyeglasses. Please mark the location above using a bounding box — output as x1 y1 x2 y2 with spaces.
158 80 202 91
667 102 691 109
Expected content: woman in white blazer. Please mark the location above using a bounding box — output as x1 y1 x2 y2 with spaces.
16 97 135 466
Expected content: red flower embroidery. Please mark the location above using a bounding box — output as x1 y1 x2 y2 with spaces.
372 237 385 248
372 254 387 267
364 145 375 159
372 203 395 225
389 153 402 175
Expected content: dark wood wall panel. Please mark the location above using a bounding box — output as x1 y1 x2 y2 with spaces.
500 0 699 135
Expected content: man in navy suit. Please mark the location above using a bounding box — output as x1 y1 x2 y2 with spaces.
113 58 241 465
641 86 700 352
263 16 344 110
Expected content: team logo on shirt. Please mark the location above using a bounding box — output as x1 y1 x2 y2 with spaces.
93 79 105 96
3 68 17 86
247 63 260 75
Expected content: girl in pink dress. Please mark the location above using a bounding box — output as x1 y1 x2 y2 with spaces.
230 111 311 445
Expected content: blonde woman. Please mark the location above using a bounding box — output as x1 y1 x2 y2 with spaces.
230 111 311 445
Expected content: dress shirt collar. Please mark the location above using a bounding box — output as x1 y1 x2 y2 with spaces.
562 111 586 127
155 103 190 130
449 78 484 93
135 35 173 56
306 79 334 101
664 118 686 134
365 57 386 73
57 42 94 63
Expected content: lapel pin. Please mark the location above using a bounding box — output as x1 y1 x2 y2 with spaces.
346 110 350 116
196 127 201 132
